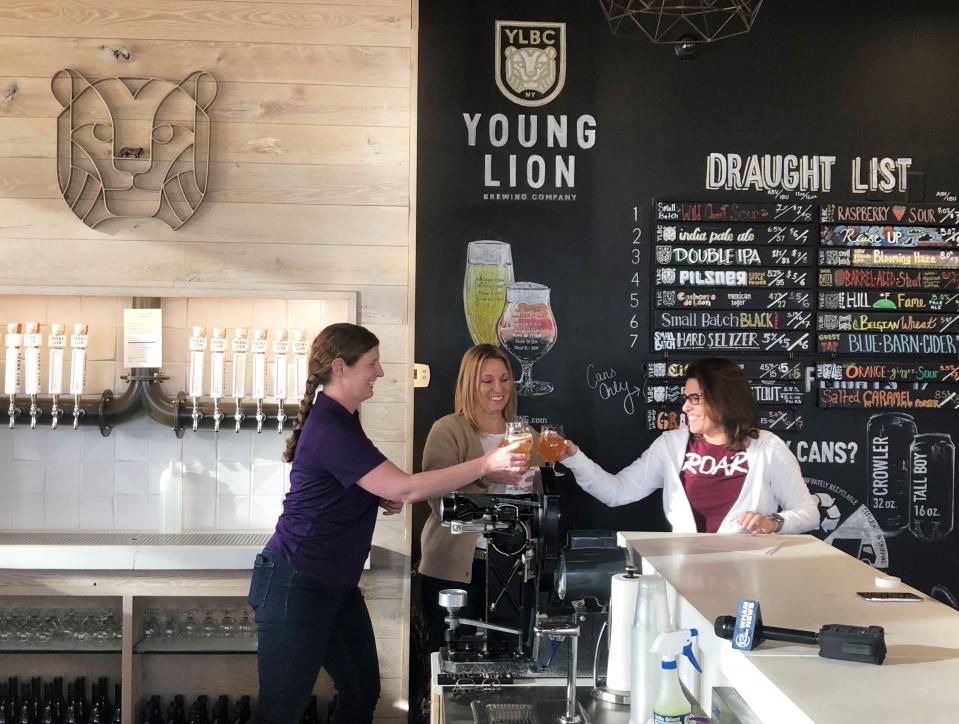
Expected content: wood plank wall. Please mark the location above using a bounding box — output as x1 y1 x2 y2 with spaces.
0 1 416 721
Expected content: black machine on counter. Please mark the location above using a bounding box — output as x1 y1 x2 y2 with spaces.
435 488 629 681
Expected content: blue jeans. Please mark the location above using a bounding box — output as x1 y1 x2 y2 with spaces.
248 550 380 724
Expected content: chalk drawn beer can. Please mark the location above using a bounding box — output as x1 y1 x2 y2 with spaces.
909 433 956 542
866 413 917 535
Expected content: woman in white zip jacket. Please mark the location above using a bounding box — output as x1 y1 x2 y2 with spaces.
560 358 819 535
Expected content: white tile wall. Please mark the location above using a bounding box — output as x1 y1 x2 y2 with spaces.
45 494 80 529
8 495 44 529
0 421 292 531
116 493 151 530
45 461 81 495
0 293 353 532
13 428 47 461
217 494 251 529
115 461 149 495
0 496 11 528
80 495 115 530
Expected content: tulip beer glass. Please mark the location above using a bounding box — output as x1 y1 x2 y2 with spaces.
539 424 566 477
497 282 558 396
505 421 534 454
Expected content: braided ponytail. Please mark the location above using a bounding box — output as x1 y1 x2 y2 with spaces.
282 323 379 463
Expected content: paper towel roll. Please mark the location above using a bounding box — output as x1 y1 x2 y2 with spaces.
629 574 670 724
606 572 641 692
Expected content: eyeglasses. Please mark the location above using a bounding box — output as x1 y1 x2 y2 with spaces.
680 393 704 406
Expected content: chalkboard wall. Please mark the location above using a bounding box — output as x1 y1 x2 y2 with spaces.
414 0 959 606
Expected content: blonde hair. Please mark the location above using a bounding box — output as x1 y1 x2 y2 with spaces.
282 323 379 463
453 344 517 431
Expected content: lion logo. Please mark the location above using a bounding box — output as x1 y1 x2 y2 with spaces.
495 21 566 107
51 69 217 230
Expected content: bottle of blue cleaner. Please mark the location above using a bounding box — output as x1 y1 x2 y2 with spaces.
650 629 702 724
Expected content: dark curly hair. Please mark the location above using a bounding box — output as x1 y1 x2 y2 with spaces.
685 357 759 451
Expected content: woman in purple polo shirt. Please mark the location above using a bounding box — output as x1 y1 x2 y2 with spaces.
248 323 529 724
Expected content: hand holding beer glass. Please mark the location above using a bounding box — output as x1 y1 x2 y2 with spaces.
504 421 535 492
505 420 534 468
538 424 566 478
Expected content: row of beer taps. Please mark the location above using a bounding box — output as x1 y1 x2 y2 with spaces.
4 322 308 435
188 326 309 433
5 322 86 430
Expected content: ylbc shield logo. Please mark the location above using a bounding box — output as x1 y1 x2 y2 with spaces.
495 21 566 107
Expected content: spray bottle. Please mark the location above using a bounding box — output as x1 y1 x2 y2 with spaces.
650 629 701 724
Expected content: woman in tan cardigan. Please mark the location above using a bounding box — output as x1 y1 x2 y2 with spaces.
416 343 542 654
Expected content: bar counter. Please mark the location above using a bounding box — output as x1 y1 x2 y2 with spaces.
619 532 959 723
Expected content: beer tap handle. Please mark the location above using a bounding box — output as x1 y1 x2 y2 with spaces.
212 398 223 433
233 399 244 433
72 395 82 430
50 394 61 430
255 399 266 433
191 397 202 432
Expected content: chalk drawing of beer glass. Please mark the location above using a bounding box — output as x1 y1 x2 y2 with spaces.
464 240 514 345
497 282 557 396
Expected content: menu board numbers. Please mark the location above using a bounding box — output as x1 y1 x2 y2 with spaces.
629 205 646 351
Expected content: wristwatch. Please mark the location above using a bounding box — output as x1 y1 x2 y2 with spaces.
768 513 785 533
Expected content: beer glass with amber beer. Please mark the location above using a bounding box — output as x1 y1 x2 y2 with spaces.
503 420 533 493
464 240 514 346
504 420 534 477
538 424 566 478
497 282 558 396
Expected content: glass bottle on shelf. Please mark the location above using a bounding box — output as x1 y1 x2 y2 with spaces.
181 610 200 639
237 609 255 638
162 613 179 641
200 611 218 639
142 609 160 640
219 610 237 638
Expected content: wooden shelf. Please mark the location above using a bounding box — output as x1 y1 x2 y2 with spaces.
134 638 256 655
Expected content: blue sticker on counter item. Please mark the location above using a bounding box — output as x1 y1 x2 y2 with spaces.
732 599 761 651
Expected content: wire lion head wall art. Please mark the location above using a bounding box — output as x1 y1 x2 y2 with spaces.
51 69 217 230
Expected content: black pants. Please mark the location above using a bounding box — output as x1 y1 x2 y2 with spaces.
248 550 380 724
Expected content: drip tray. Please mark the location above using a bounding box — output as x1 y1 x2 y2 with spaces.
441 688 601 724
472 702 539 724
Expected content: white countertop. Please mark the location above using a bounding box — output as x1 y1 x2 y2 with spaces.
0 532 372 571
618 531 959 724
0 532 268 569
